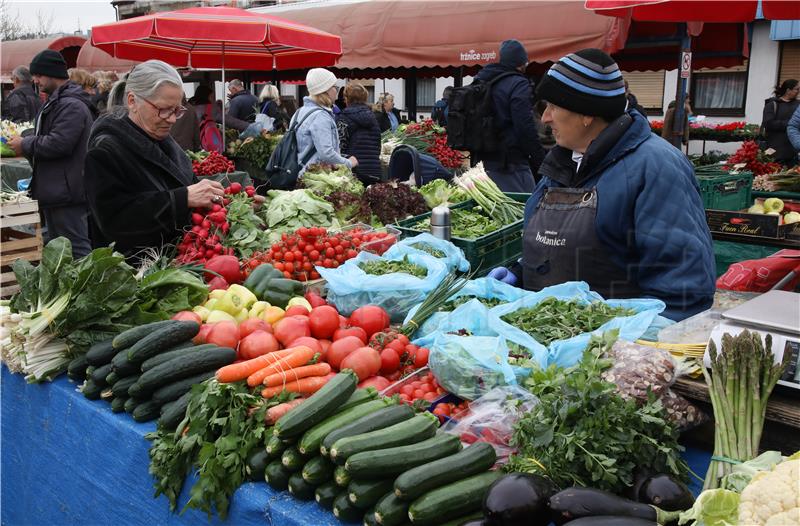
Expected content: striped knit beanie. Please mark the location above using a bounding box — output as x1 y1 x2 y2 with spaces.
536 48 626 121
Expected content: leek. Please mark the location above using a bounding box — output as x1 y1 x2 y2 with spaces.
453 162 525 225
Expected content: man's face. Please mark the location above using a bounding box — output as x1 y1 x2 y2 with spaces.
32 74 57 95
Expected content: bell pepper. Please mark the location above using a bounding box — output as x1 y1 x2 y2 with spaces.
261 306 285 325
208 289 227 301
249 301 271 319
207 310 237 323
242 263 305 309
192 305 211 322
234 308 249 323
287 297 312 312
227 284 258 309
204 298 219 311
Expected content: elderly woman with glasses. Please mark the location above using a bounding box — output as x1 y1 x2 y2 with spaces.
84 60 227 260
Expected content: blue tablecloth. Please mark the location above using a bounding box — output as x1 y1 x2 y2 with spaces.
1 366 712 525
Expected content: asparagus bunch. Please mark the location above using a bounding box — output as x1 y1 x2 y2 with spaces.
453 163 525 225
702 330 789 490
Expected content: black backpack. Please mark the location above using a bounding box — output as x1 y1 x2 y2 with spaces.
265 107 324 189
446 71 519 153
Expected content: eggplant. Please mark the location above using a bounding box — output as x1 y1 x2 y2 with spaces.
564 517 658 526
459 522 486 526
639 475 694 512
549 488 681 526
624 468 656 501
483 473 555 526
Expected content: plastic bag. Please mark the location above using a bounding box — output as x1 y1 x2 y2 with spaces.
318 250 448 323
441 385 539 465
601 340 677 399
385 233 470 273
660 389 708 431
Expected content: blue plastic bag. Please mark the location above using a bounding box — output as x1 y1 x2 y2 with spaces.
488 281 665 368
385 233 470 273
317 251 449 322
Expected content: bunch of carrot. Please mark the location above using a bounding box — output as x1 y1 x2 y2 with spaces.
215 345 334 398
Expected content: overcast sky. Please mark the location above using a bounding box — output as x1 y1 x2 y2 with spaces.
8 0 117 34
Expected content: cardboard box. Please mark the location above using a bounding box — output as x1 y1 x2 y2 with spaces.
705 198 800 241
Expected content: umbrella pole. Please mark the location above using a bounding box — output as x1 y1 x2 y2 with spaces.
672 24 691 150
221 42 226 138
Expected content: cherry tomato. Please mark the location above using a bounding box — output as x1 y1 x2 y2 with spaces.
400 385 415 397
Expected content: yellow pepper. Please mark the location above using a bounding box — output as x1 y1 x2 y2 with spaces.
206 310 237 323
227 284 258 309
249 301 271 319
287 297 313 312
234 308 249 323
204 298 218 311
192 305 211 322
261 306 285 325
208 289 227 301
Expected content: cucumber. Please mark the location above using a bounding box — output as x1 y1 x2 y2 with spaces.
127 321 200 363
265 460 291 490
158 392 190 430
374 492 409 526
81 379 102 400
129 346 236 398
363 508 379 526
67 354 90 381
85 338 116 366
281 447 307 472
111 396 127 413
315 481 340 510
349 479 395 509
302 455 334 485
273 371 358 439
334 491 363 523
299 398 394 455
439 512 483 526
407 471 503 525
100 388 114 401
124 397 140 413
246 449 270 481
335 465 351 487
266 435 286 459
322 404 415 456
337 387 379 413
330 413 439 465
111 375 139 398
85 365 96 378
151 370 215 405
346 433 461 479
394 442 497 501
133 400 162 422
111 347 140 377
140 343 215 372
288 472 316 500
90 363 114 387
112 320 180 350
105 371 119 385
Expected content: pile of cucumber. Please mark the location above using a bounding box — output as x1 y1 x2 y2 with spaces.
260 370 500 526
67 320 236 427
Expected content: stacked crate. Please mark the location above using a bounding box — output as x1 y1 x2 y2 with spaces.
1 199 42 297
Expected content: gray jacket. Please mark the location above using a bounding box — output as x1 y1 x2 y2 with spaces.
4 84 42 123
294 97 352 174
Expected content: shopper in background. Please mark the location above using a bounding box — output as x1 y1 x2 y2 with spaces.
624 79 647 116
761 79 800 166
3 66 42 123
786 104 800 161
431 86 453 126
374 92 401 133
7 50 94 258
189 85 250 133
226 79 258 122
662 96 692 147
337 83 382 184
170 94 201 151
258 84 289 132
68 68 99 119
91 71 118 114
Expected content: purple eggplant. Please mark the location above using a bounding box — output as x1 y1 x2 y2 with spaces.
549 487 682 525
639 475 695 511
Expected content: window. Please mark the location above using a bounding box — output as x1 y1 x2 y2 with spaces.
416 78 436 109
690 61 748 116
623 71 665 114
779 40 800 86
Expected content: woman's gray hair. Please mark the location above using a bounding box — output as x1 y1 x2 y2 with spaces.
108 60 183 112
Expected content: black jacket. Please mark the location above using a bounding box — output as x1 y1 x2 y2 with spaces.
337 103 382 184
762 97 800 162
4 84 42 123
228 90 259 122
260 99 289 132
375 107 402 133
473 64 544 165
84 114 197 258
21 81 94 208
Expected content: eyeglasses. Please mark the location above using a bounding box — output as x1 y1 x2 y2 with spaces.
141 96 187 120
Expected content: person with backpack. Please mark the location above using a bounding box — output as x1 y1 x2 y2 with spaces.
761 79 799 166
336 83 382 184
450 39 545 193
189 85 250 152
258 84 289 132
431 86 453 126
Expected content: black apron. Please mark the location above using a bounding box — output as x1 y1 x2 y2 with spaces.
522 187 641 299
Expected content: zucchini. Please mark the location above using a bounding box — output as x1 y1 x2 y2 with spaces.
346 433 461 479
349 479 395 509
439 512 483 526
407 471 503 525
374 492 409 526
302 455 334 485
334 491 363 523
337 386 379 413
81 379 102 400
288 472 316 500
110 396 127 413
266 435 286 459
90 363 114 387
105 371 119 385
85 338 116 366
124 397 140 413
335 465 352 487
140 343 216 372
85 365 96 377
363 508 379 526
133 400 162 422
66 354 89 381
111 348 140 377
158 392 190 430
112 320 179 350
299 398 395 455
100 387 114 401
281 447 307 472
129 346 236 398
111 375 139 398
127 321 200 363
246 449 270 481
151 371 215 405
322 404 415 456
330 413 439 465
273 371 358 439
265 459 291 490
394 442 497 501
315 481 340 510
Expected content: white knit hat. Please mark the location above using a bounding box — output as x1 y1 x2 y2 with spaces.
306 68 337 96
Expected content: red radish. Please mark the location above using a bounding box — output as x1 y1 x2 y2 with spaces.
206 321 239 349
340 346 382 381
239 318 272 339
326 336 363 370
285 305 310 317
273 315 311 347
288 336 323 356
358 376 391 391
305 291 327 308
207 276 229 291
349 305 390 337
238 330 280 360
379 348 400 374
172 311 202 324
193 323 214 344
204 255 242 285
333 327 367 344
308 305 339 339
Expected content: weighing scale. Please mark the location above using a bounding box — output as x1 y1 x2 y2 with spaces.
706 290 800 391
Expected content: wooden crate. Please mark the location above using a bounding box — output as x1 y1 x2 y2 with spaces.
1 200 42 298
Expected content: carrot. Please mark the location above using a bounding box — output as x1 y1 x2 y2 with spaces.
266 397 305 424
246 346 316 386
216 348 299 383
261 375 330 399
262 362 332 387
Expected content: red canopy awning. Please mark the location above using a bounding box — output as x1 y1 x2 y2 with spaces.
76 40 138 74
1 36 86 83
585 0 800 22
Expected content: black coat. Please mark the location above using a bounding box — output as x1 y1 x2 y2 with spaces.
228 90 259 122
4 84 42 123
21 81 94 208
337 103 382 184
84 114 197 258
375 107 402 133
762 97 800 162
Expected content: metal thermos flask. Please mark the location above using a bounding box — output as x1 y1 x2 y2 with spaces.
430 206 451 241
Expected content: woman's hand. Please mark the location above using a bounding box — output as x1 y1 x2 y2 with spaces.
348 156 359 168
187 179 225 208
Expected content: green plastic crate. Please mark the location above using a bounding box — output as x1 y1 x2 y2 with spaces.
393 193 529 273
696 171 753 211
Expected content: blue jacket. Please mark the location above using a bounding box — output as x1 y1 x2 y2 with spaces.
295 97 352 174
336 103 382 184
787 104 800 153
523 110 715 321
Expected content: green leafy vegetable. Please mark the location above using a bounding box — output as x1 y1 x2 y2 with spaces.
359 256 427 278
439 294 505 312
227 134 282 168
224 193 270 259
301 164 364 196
417 179 469 208
414 208 502 239
678 489 740 526
410 242 446 258
261 189 335 243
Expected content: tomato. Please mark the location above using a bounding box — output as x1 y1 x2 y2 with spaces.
317 339 332 361
400 385 415 397
284 305 310 318
206 321 240 349
414 347 430 368
379 348 400 375
305 291 327 308
412 389 425 399
309 250 320 260
308 305 340 339
288 336 323 356
273 262 285 272
273 316 311 347
349 305 390 338
283 262 294 274
387 339 406 356
419 383 433 394
171 311 202 324
334 327 367 344
398 393 410 403
326 336 364 370
325 247 336 258
193 323 214 344
284 251 295 262
358 375 391 391
238 330 280 360
338 315 349 329
239 318 272 339
422 392 438 402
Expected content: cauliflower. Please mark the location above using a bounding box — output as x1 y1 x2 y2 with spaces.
738 458 800 526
